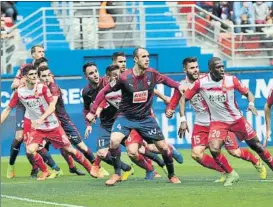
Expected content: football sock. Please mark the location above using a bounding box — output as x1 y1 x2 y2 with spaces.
60 148 75 169
109 148 122 175
78 148 95 164
27 153 47 172
38 148 60 171
142 148 165 167
258 149 273 171
197 154 225 173
162 149 175 178
93 156 101 166
130 154 153 171
70 150 92 172
240 148 259 165
212 153 233 173
9 139 23 165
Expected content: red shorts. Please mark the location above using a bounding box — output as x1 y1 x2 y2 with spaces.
125 129 144 146
192 124 238 150
25 125 71 149
209 117 256 142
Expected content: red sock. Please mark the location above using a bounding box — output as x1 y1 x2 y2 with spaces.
71 150 92 172
240 148 259 165
94 156 101 166
213 153 233 173
259 149 273 171
197 154 225 173
60 149 74 169
33 153 47 172
131 154 153 171
145 157 153 166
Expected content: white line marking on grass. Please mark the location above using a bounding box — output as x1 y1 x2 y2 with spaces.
1 195 88 207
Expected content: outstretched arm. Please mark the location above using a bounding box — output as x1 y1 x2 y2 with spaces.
1 106 13 124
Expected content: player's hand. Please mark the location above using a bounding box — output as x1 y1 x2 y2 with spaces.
178 121 189 139
31 119 43 129
247 105 258 116
86 112 96 123
165 109 175 118
163 96 171 105
263 130 271 147
84 126 92 139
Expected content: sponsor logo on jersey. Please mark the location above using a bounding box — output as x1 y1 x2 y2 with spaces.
133 90 148 103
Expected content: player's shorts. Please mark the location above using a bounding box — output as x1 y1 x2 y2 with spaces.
209 117 256 142
112 115 164 144
96 125 111 150
15 101 26 131
26 126 71 149
60 118 82 145
192 124 238 150
125 129 144 146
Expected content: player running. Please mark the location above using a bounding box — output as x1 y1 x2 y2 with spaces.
166 57 266 184
170 57 273 186
86 47 185 186
1 65 93 181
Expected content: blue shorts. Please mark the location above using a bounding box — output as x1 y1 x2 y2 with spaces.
112 116 165 144
96 126 111 150
15 102 25 131
60 119 82 145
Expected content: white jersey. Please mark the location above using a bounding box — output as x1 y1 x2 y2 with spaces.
105 90 122 109
9 83 59 130
180 78 210 126
184 74 249 123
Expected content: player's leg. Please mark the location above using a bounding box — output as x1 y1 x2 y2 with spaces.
208 124 239 187
231 117 272 173
105 116 130 186
7 105 25 178
137 117 180 183
224 132 266 179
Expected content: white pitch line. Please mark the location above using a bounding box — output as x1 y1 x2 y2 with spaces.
1 194 88 207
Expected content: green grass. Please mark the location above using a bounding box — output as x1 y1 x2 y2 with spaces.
1 148 273 207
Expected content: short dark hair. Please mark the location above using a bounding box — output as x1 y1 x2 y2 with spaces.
34 57 48 68
208 57 222 70
31 45 44 56
37 66 50 77
82 62 97 74
182 57 198 68
133 47 146 58
22 64 36 76
106 65 120 76
112 52 125 61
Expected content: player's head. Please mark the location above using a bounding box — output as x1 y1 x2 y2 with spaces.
38 66 52 85
83 62 100 84
31 45 45 60
133 47 149 70
182 57 199 81
22 64 37 85
106 65 120 82
34 57 48 69
208 57 225 80
112 52 126 73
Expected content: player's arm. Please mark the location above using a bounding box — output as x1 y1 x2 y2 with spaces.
154 89 170 104
264 88 273 146
96 98 107 118
11 70 24 90
1 91 19 124
233 76 258 116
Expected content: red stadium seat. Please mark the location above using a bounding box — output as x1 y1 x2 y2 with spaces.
241 36 260 56
178 1 196 13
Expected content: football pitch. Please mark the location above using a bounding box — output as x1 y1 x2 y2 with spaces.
1 148 273 207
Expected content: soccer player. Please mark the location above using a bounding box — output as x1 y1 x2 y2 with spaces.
1 65 93 181
7 45 61 179
34 57 48 68
82 62 133 179
166 57 266 184
112 52 127 72
264 86 273 146
38 66 98 176
171 57 273 186
86 47 185 185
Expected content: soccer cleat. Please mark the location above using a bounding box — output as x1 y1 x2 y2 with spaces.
224 170 239 187
69 167 86 176
254 159 267 180
90 165 104 178
214 173 227 183
48 169 64 179
145 170 155 180
105 174 121 186
121 167 134 181
37 171 50 181
154 171 162 178
100 167 110 176
30 168 39 179
6 165 15 179
169 176 181 184
171 146 183 164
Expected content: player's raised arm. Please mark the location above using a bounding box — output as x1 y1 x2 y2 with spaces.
233 76 258 116
1 91 19 124
264 88 273 146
